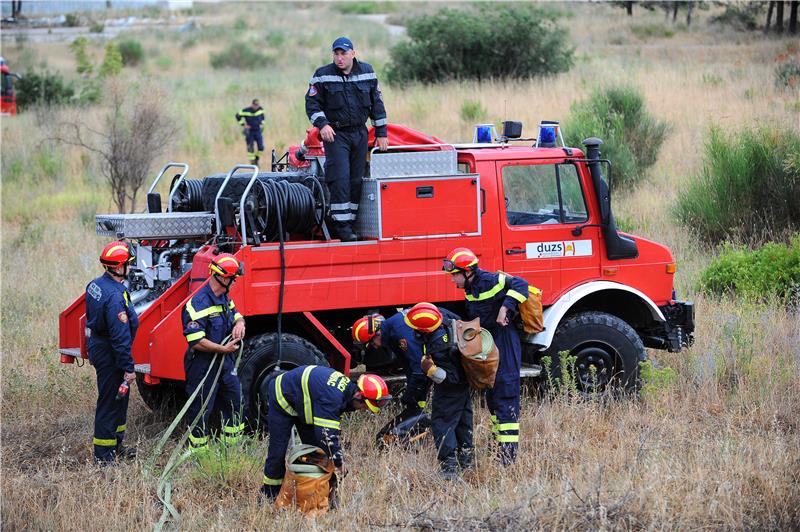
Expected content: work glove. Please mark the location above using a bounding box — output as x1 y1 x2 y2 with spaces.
421 356 446 384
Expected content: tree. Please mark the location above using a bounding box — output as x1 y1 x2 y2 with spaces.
99 42 123 77
52 81 178 213
69 37 93 77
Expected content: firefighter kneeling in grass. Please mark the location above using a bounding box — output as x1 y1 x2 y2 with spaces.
181 253 246 454
443 247 528 466
405 303 474 479
260 366 390 501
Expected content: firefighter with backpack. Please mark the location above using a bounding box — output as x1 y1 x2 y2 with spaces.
442 247 528 465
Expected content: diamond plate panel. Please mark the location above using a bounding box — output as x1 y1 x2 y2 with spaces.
354 179 380 239
96 212 214 239
371 150 456 179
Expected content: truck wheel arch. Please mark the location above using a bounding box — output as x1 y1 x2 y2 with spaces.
530 281 666 350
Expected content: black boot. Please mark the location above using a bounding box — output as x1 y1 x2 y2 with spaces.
333 222 357 242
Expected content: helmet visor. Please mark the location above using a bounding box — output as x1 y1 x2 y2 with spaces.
442 259 458 273
364 396 392 413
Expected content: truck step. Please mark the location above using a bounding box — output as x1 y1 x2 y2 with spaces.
134 364 152 374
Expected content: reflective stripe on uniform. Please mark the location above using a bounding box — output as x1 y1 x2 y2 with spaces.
506 289 527 303
496 434 519 443
223 422 245 434
239 110 264 117
186 299 225 320
465 273 507 302
310 111 326 123
189 434 209 446
313 417 340 430
263 475 283 486
116 424 126 433
309 73 377 84
234 313 243 322
186 331 205 342
417 400 427 408
275 374 298 416
93 437 117 447
495 422 520 431
372 118 387 127
300 366 315 425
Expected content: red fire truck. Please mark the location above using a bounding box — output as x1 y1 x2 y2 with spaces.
59 122 694 424
1 57 19 116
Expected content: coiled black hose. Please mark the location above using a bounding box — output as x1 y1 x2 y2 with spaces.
169 178 204 212
253 178 321 241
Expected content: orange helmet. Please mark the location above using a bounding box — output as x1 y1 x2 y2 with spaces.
209 253 244 278
352 314 384 344
404 302 443 333
442 247 478 273
357 374 392 413
100 241 135 268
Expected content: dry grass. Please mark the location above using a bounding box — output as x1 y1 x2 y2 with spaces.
2 2 799 530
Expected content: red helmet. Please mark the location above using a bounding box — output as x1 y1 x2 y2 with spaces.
352 314 384 344
209 253 243 278
99 241 135 268
442 247 478 273
357 374 392 413
404 302 443 333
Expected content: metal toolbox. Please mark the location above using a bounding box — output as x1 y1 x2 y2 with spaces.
95 212 214 239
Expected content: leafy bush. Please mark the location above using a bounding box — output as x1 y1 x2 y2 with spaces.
386 5 573 84
99 42 123 77
698 236 800 303
64 13 80 27
15 69 75 110
459 100 487 122
334 1 393 14
709 3 763 31
210 42 271 70
563 85 669 189
69 37 93 77
631 23 675 39
117 39 145 66
674 126 800 244
89 21 104 33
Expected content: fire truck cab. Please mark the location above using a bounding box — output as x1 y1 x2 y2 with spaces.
59 122 694 425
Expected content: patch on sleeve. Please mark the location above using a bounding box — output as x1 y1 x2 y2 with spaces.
308 84 318 97
118 311 128 324
187 321 200 330
398 338 409 352
87 282 102 301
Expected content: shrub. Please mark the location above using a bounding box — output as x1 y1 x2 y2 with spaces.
117 39 145 66
64 13 80 27
386 5 573 84
89 21 104 33
563 85 669 189
459 100 487 122
334 1 392 14
210 42 271 70
674 125 800 244
99 42 123 77
698 236 800 303
69 37 93 77
631 23 675 40
14 69 75 110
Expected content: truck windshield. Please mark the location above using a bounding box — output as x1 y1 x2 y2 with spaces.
502 163 588 225
1 72 12 97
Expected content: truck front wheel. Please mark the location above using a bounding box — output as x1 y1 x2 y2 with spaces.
544 311 646 395
238 333 328 434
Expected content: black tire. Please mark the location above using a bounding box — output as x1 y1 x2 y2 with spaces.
135 374 188 417
238 333 328 434
543 311 646 395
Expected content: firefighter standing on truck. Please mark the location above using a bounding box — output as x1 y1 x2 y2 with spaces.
305 36 388 242
86 241 139 464
260 365 390 500
181 253 246 454
443 247 528 465
235 99 265 166
405 303 474 479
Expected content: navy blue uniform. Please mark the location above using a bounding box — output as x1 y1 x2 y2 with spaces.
380 312 429 413
181 283 244 452
464 268 528 464
422 317 473 474
236 105 265 164
305 59 387 228
85 272 139 462
261 365 357 497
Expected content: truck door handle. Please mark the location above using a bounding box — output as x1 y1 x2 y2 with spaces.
416 186 434 198
506 248 526 255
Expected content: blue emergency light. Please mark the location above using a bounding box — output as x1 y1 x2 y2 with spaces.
472 124 497 144
535 120 564 148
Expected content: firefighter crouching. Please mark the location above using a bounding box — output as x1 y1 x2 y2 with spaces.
86 241 139 463
405 303 474 479
181 253 246 454
305 36 388 242
236 99 265 166
443 248 528 465
260 365 390 501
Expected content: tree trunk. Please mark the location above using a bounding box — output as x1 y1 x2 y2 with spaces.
777 0 785 33
626 1 633 16
672 1 679 24
790 1 799 34
686 1 693 27
766 1 775 32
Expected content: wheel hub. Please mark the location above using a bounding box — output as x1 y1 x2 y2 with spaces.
574 345 616 390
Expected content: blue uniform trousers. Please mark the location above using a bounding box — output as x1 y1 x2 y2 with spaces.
184 351 243 450
323 127 368 226
245 129 264 162
486 325 522 465
91 341 129 462
431 382 474 473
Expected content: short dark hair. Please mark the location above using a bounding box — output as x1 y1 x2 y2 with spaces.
252 98 259 105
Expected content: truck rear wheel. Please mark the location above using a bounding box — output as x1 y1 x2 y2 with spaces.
238 333 328 434
544 311 646 395
135 374 187 417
